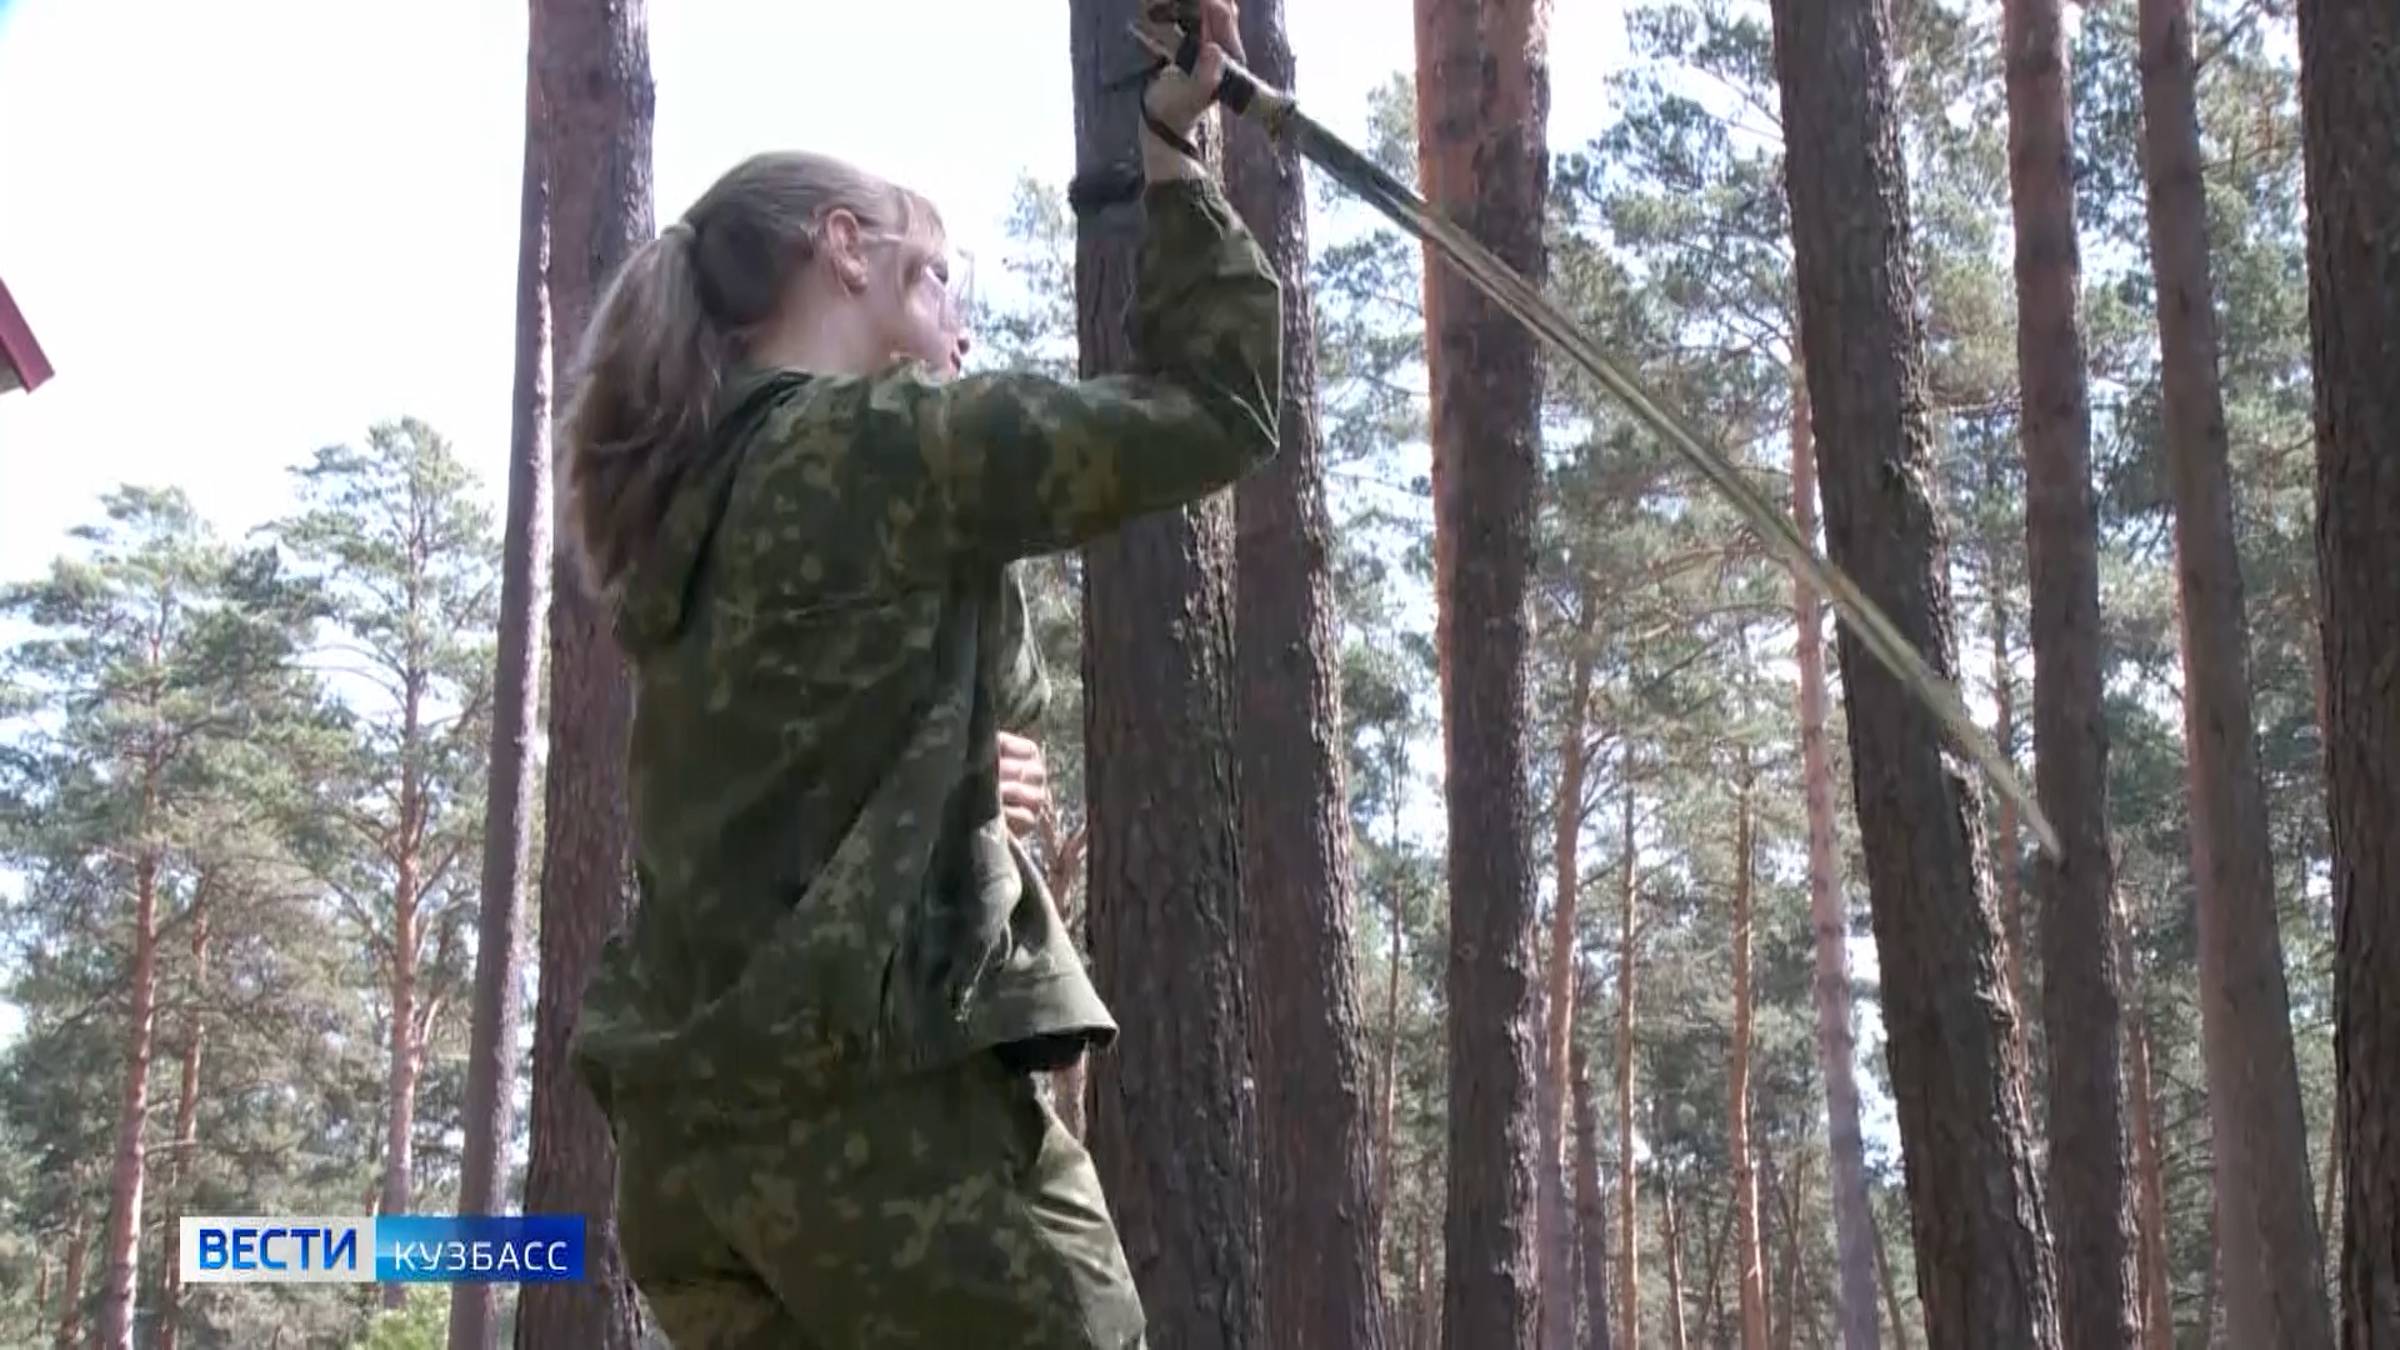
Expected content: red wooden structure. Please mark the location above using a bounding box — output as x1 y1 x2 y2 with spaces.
0 274 52 394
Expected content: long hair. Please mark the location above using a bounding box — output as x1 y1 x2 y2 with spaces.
558 150 942 600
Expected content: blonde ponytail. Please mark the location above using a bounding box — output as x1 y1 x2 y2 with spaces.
558 151 943 601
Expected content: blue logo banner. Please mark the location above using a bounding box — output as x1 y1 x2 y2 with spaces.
373 1215 586 1283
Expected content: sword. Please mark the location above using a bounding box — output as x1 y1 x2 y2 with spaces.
1128 15 2062 858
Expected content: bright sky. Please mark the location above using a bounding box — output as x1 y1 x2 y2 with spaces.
0 0 1621 576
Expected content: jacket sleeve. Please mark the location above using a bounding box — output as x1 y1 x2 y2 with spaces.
992 565 1050 734
896 174 1286 562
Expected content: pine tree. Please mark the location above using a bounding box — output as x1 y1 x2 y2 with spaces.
518 0 656 1342
2135 0 2333 1339
272 421 498 1312
2294 0 2400 1335
2000 0 2141 1335
1411 0 1553 1341
1765 0 2063 1335
0 488 320 1349
451 16 553 1344
1068 2 1267 1341
1222 2 1391 1343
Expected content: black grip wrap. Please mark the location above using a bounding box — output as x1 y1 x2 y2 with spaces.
1215 67 1255 113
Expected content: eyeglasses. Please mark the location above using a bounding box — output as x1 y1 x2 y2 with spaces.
861 231 975 324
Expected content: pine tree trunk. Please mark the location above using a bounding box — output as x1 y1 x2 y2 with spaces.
1222 4 1390 1341
2127 1000 2173 1350
2113 891 2172 1350
384 819 421 1312
1664 1174 1692 1350
1792 371 1881 1350
1703 1180 1736 1345
99 822 160 1350
1990 589 2027 1017
1766 0 2062 1336
1378 827 1406 1246
1411 1 1551 1345
2321 1103 2341 1290
2294 0 2400 1336
1574 1030 1615 1350
2201 1208 2221 1346
1731 770 1769 1350
1071 5 1266 1345
450 30 550 1349
2136 0 2334 1341
1777 1155 1830 1350
1392 855 1401 1239
517 0 652 1344
1415 1211 1441 1350
158 901 209 1350
2003 0 2141 1338
1614 775 1641 1350
57 1210 86 1350
1767 1154 1794 1350
1542 630 1598 1350
1873 1204 1911 1350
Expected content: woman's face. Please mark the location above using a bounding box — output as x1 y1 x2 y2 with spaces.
869 227 971 380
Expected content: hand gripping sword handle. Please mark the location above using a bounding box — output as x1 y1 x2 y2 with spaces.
1125 16 1297 136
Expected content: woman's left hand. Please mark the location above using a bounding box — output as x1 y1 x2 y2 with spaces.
998 731 1050 837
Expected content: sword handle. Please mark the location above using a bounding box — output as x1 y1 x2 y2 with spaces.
1126 21 1295 132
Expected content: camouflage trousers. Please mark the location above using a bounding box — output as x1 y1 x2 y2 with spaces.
613 1052 1147 1348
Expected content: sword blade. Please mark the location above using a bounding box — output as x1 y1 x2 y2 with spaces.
1127 23 2062 857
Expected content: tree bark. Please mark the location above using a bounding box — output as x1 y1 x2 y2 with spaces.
57 1209 86 1350
384 765 422 1297
1990 587 2028 1017
2294 0 2400 1337
1573 1028 1615 1350
1411 1 1552 1345
1414 1210 1441 1350
1072 5 1266 1345
2003 0 2142 1339
1378 802 1407 1247
2127 993 2173 1350
2322 1103 2342 1290
1222 3 1390 1342
450 28 551 1348
1703 1178 1736 1346
1663 1173 1692 1350
157 899 209 1350
1731 768 1769 1350
1767 1154 1795 1350
98 801 160 1350
1613 775 1641 1350
1766 0 2063 1336
1792 370 1881 1350
516 0 652 1344
1873 1203 1911 1350
2136 0 2335 1341
1542 622 1598 1350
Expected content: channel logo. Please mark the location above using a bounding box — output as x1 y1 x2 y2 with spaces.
179 1215 585 1284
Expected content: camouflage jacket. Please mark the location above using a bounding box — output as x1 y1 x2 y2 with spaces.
572 175 1283 1114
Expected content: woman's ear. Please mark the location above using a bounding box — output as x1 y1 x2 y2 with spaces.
818 208 872 294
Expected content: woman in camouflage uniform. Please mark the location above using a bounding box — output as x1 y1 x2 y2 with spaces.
555 3 1280 1345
